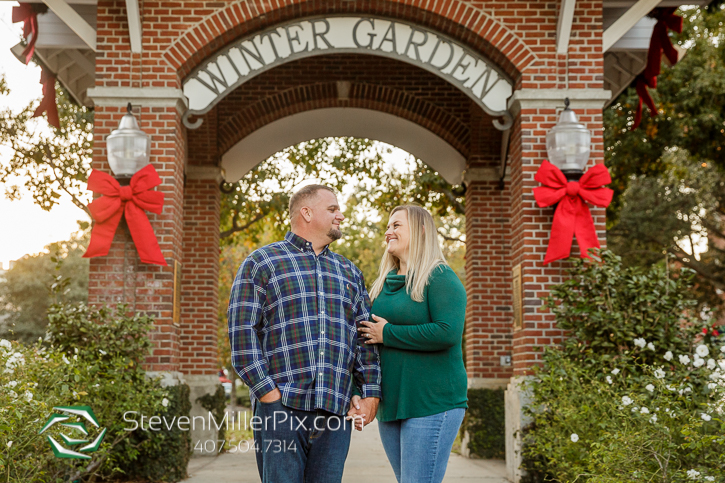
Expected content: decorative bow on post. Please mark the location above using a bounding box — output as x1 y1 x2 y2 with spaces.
83 164 167 266
533 161 613 265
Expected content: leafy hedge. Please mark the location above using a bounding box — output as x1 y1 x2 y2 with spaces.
0 302 192 482
522 251 725 482
463 388 506 459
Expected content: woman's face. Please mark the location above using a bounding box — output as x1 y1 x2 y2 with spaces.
385 210 410 260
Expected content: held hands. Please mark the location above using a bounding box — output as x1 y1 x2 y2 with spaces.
346 395 380 431
358 315 388 344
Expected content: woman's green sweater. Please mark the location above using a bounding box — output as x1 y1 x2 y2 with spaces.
372 264 468 422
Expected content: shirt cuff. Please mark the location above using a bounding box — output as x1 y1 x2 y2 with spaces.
361 384 382 400
249 376 277 401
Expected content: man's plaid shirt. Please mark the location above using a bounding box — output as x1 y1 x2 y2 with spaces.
228 231 382 416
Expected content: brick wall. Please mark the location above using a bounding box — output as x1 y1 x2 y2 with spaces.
90 0 607 380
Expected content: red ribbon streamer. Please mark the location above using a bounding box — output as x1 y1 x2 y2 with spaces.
633 8 683 129
83 165 167 266
11 3 38 64
533 161 613 265
12 3 60 129
33 67 60 129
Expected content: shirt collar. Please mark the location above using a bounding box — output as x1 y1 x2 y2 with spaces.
284 231 331 256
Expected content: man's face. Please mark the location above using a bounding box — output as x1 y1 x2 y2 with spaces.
310 190 344 241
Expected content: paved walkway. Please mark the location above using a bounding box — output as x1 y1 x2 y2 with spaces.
183 420 508 483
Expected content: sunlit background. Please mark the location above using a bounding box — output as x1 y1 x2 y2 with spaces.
0 3 85 270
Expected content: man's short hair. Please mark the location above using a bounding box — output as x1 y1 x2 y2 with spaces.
289 184 336 222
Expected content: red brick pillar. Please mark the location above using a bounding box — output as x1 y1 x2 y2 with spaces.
464 173 514 389
180 168 221 377
504 89 610 481
86 89 189 376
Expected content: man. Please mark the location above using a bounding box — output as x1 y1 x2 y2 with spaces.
228 184 381 483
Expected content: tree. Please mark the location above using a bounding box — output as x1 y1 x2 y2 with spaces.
0 75 93 217
219 137 466 244
0 228 89 342
605 5 725 311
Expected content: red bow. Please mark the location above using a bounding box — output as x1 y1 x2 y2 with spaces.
633 8 683 129
12 3 38 64
33 67 60 129
83 165 167 266
533 161 613 264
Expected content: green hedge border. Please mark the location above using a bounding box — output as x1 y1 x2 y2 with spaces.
463 388 506 459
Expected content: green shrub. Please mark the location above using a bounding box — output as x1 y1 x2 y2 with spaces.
0 302 192 482
197 384 226 446
463 388 505 459
118 383 192 482
522 251 725 482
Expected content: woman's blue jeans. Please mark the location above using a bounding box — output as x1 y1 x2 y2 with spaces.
377 408 465 483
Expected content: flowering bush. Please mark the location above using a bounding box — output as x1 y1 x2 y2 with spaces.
0 303 189 482
523 251 724 482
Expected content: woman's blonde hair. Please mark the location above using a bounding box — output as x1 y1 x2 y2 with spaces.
369 205 447 303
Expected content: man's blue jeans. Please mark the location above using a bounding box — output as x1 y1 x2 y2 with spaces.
377 408 466 483
253 399 352 483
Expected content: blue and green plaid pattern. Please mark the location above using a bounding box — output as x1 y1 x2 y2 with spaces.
228 231 382 416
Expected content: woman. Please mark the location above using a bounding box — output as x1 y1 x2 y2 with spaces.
350 205 468 483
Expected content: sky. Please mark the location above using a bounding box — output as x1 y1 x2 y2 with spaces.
0 2 86 271
0 2 415 271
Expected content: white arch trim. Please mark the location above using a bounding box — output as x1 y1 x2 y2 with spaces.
221 108 467 185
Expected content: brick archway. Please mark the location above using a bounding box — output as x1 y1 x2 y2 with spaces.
88 0 609 464
187 53 502 185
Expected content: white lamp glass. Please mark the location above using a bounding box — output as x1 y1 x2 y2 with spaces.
546 102 591 174
106 105 150 178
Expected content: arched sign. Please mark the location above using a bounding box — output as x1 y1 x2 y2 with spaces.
182 16 514 130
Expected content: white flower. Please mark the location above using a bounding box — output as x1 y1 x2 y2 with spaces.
710 372 721 381
684 387 692 393
646 384 655 392
708 383 717 390
0 339 11 350
664 351 673 361
162 398 169 408
719 360 725 370
606 376 613 384
696 345 710 358
6 441 11 448
7 390 17 399
622 396 633 406
74 347 78 354
649 414 658 423
570 433 579 443
666 384 676 391
6 381 17 388
701 413 712 421
679 354 691 365
634 338 647 348
694 357 705 368
707 359 716 370
687 469 701 479
99 349 106 355
24 391 33 401
705 477 715 481
73 354 77 361
721 346 725 353
655 368 666 379
62 355 70 365
640 407 650 414
647 342 655 351
611 368 620 375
